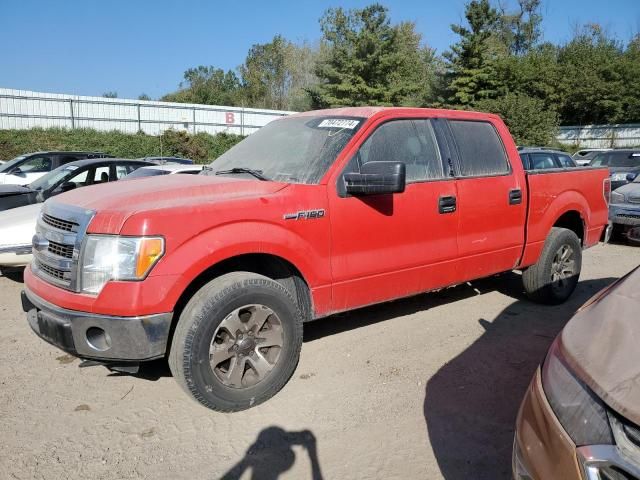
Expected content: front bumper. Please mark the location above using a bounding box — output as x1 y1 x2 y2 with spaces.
609 204 640 227
22 287 172 362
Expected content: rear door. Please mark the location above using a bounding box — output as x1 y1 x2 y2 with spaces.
445 119 526 281
329 117 460 311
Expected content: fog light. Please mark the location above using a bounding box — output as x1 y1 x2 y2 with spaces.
86 327 111 351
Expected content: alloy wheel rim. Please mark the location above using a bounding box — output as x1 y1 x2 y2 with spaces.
209 304 284 389
550 244 575 293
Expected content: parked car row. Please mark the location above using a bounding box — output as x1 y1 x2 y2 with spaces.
0 156 200 268
0 151 194 186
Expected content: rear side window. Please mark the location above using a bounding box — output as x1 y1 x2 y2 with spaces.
449 120 509 176
556 154 575 168
529 153 557 170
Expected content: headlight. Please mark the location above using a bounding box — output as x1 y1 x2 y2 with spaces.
610 191 626 204
541 340 613 446
80 235 164 294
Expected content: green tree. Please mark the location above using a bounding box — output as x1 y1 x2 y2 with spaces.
475 92 558 145
138 93 151 101
239 35 317 111
498 0 543 56
556 24 625 125
311 4 437 107
102 91 118 98
617 35 640 123
162 66 242 105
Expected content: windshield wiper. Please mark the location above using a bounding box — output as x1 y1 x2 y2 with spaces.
215 167 269 181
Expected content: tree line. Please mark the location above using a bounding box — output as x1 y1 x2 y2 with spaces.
160 0 640 145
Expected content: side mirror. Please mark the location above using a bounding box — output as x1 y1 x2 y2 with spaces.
11 167 23 176
626 173 637 183
344 162 406 196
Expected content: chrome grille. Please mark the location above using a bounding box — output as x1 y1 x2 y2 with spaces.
42 213 78 232
31 202 95 291
47 240 74 259
38 262 68 281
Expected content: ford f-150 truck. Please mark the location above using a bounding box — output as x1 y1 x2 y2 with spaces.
21 107 611 412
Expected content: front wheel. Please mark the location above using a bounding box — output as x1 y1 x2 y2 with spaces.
522 227 582 305
168 272 303 412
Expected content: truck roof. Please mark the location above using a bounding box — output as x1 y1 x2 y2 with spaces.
291 106 501 121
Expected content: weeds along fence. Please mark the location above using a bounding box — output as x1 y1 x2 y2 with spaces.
0 88 294 136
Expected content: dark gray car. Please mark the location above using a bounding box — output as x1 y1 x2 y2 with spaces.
609 177 640 245
591 149 640 190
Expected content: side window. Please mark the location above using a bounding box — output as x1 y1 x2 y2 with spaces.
115 164 137 179
178 170 201 174
59 155 80 166
556 154 575 168
67 169 89 187
449 120 510 176
355 119 443 183
519 153 530 170
16 156 52 173
92 166 111 183
529 153 557 170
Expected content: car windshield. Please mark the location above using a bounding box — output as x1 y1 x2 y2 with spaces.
591 151 640 168
28 164 79 191
0 155 28 173
125 168 170 179
203 116 364 184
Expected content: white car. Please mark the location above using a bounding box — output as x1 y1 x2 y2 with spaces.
0 203 42 267
0 151 111 185
122 163 204 179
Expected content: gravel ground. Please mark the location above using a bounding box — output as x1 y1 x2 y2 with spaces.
1 242 638 480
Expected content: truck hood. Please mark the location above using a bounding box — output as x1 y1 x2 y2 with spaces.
50 174 289 233
560 266 640 425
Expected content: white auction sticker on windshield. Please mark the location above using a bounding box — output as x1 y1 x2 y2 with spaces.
318 119 360 129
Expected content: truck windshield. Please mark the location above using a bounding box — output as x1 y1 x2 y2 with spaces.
204 116 364 184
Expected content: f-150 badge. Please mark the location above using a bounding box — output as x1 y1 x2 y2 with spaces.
283 209 325 220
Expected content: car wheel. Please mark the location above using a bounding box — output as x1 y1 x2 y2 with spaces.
169 272 303 412
522 227 582 305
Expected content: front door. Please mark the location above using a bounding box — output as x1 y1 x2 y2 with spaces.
329 118 460 312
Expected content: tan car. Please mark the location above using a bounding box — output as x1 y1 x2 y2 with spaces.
513 265 640 479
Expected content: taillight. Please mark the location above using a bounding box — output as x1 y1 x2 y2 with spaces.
603 178 611 205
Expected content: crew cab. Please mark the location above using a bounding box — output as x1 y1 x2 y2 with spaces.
21 107 610 412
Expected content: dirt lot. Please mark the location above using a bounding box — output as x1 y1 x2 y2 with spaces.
1 242 638 480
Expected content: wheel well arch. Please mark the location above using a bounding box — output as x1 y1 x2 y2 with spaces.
168 253 313 352
553 210 585 245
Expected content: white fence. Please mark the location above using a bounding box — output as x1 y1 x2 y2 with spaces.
0 88 294 136
557 124 640 148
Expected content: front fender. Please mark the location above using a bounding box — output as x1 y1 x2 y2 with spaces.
149 220 331 310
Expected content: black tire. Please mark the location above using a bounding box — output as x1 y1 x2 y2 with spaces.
168 272 303 412
522 227 582 305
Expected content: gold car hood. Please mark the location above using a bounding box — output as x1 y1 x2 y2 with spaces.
561 266 640 426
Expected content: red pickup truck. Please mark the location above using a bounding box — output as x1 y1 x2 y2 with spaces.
22 107 610 411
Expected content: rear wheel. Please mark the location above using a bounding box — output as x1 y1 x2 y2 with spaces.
168 272 303 412
522 227 582 304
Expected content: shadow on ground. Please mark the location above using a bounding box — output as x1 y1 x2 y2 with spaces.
303 272 524 342
423 275 616 480
219 426 323 480
0 267 24 283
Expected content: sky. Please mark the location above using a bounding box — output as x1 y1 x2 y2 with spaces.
1 0 639 100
